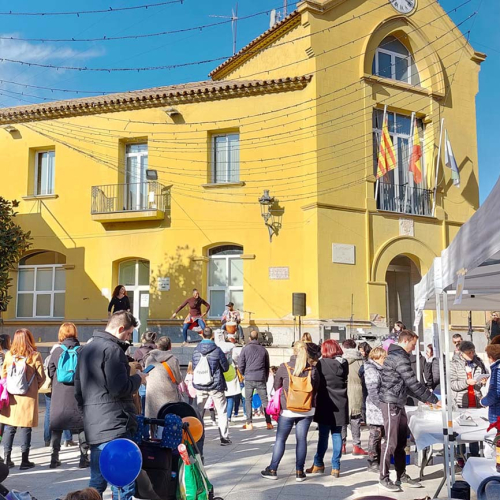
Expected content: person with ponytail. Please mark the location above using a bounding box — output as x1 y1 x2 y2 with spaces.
261 341 319 482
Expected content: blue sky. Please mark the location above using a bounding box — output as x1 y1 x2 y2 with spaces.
0 0 497 201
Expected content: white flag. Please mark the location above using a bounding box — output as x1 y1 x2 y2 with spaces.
445 130 460 188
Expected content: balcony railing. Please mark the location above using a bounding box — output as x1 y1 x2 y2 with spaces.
377 181 433 217
91 182 170 219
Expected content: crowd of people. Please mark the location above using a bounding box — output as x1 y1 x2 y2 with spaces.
0 308 499 499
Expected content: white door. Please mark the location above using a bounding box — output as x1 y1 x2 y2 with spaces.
119 259 150 342
125 144 148 210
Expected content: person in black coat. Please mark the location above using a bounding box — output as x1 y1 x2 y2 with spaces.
48 323 88 469
306 340 348 478
378 330 438 492
75 311 147 500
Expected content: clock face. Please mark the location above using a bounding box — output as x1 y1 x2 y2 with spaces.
389 0 416 14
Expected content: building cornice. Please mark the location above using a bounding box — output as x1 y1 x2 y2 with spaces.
0 76 312 125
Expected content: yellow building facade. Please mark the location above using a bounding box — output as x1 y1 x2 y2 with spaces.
0 0 485 344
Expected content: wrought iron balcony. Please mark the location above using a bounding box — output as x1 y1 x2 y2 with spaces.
91 182 171 222
377 181 433 217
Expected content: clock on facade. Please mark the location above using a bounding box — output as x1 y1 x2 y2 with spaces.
389 0 416 14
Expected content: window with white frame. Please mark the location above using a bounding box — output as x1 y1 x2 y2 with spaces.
17 251 66 318
208 245 243 318
35 150 55 196
125 143 148 210
373 36 420 86
211 133 240 183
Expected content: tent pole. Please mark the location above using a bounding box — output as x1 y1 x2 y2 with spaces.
432 118 445 217
443 292 455 487
436 292 452 498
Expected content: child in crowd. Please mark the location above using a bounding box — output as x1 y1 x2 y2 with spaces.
184 361 197 405
64 488 101 500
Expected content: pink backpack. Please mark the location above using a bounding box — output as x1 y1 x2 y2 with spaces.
266 387 282 422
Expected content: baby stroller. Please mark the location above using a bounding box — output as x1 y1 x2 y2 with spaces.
134 401 222 500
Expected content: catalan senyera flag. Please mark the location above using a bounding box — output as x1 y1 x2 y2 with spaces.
409 119 423 183
376 116 397 179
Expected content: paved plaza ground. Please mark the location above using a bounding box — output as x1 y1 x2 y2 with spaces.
4 409 467 500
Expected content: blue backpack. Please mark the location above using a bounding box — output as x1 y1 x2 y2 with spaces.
57 345 80 384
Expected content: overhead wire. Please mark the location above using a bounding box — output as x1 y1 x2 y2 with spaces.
0 4 298 43
0 1 184 17
13 6 473 149
25 35 468 179
0 0 471 106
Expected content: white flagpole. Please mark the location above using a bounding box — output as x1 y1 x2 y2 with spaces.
404 112 416 213
375 104 388 206
432 118 445 217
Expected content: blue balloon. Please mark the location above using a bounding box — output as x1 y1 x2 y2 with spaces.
252 393 262 409
99 439 142 487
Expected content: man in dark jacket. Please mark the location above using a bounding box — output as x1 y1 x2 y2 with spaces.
378 330 438 492
192 327 232 446
75 311 147 499
239 330 273 430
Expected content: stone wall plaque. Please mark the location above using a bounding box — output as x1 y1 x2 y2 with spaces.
399 218 414 237
269 267 289 280
157 277 170 291
332 244 355 265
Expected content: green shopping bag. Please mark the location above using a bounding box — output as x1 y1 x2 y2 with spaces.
177 445 213 500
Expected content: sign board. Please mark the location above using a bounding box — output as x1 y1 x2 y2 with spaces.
157 277 170 292
140 294 150 308
332 244 355 265
269 267 289 280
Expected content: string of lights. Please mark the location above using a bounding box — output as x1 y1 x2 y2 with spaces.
28 39 466 174
17 17 470 154
0 0 445 73
0 4 297 42
0 0 470 108
0 1 184 17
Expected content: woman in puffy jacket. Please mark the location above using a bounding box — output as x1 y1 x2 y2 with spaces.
48 323 88 469
364 347 387 473
306 340 348 478
0 329 45 470
261 341 319 482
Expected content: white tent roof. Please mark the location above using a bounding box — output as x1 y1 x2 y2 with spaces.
416 176 500 312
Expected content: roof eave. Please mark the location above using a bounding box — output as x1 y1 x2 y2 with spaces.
0 76 312 125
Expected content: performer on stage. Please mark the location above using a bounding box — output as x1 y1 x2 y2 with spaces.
222 302 244 344
171 289 210 346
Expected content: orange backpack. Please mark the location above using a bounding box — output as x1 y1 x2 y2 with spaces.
284 364 313 412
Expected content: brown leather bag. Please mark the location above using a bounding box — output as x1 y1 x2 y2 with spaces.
284 364 313 412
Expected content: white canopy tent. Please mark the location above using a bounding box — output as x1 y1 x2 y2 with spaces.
414 176 500 497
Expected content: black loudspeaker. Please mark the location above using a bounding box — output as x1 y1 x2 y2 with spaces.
292 293 306 317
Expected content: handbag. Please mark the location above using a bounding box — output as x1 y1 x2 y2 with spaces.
266 387 282 422
39 367 52 394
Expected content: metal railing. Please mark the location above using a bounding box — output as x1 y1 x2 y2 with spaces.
377 181 433 216
91 182 170 214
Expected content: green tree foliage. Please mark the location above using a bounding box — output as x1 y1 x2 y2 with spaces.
0 198 32 312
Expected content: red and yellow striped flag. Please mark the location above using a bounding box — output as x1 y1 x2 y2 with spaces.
376 116 397 179
409 119 423 183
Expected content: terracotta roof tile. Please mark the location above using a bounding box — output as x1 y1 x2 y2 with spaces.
0 76 312 123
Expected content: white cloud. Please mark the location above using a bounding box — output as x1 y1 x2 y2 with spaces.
0 34 105 107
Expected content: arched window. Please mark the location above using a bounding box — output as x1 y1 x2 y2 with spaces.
208 245 243 318
17 251 66 318
373 36 420 85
